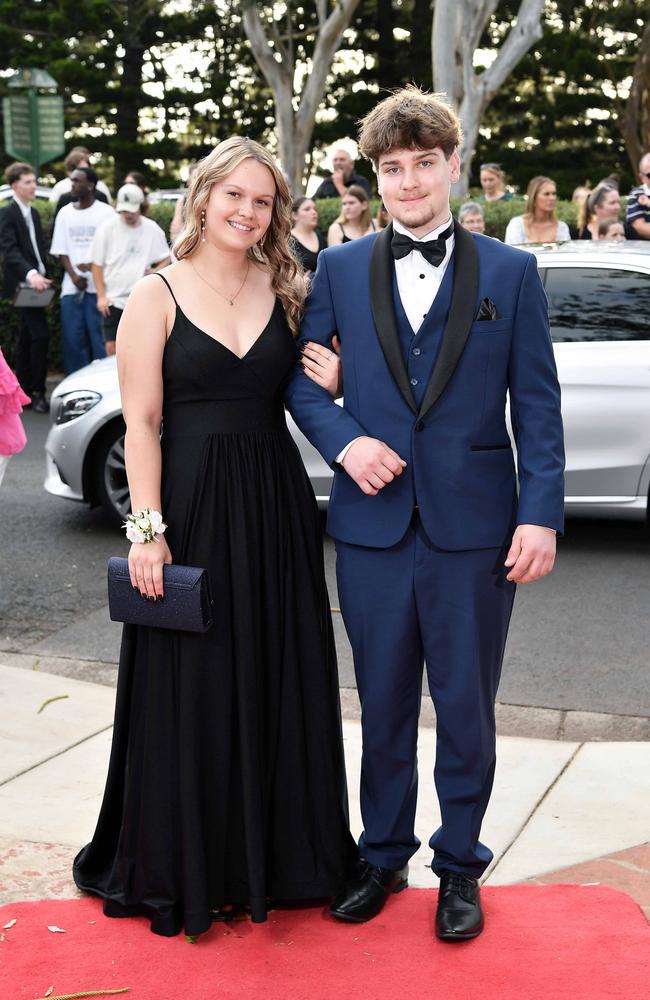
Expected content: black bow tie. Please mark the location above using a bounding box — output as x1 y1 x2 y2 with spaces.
391 222 454 267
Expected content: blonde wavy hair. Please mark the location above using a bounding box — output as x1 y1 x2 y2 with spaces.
174 137 305 335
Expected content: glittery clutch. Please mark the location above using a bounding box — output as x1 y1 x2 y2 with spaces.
107 557 213 633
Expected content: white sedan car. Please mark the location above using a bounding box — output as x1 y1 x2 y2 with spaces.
45 241 650 525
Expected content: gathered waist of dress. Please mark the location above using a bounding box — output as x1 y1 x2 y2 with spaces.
161 397 288 437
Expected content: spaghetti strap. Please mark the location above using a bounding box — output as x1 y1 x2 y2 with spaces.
154 271 178 305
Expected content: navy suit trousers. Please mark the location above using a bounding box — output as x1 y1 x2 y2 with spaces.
335 513 516 877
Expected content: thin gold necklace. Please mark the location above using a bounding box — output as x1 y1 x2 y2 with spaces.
190 258 250 307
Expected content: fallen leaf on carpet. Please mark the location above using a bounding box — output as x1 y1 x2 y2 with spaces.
44 988 54 997
47 925 66 933
3 918 16 929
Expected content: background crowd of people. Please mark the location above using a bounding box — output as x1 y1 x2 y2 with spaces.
0 138 648 437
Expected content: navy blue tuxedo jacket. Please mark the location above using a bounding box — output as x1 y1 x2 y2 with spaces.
284 222 565 550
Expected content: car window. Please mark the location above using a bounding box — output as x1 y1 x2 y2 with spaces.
544 266 650 342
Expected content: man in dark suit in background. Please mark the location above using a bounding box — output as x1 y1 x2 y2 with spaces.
0 162 53 412
313 146 372 200
286 87 565 942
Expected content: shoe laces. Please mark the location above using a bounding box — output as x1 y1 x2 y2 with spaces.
441 872 477 902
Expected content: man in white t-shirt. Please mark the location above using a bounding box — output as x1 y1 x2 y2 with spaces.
91 184 171 355
50 167 116 374
49 147 112 211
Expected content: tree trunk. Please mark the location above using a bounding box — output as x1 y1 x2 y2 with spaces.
241 0 362 193
115 0 149 182
377 0 398 89
432 0 544 196
620 21 650 176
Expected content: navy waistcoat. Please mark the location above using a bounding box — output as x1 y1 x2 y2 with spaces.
391 257 455 410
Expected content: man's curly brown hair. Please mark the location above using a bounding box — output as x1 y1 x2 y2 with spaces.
358 86 462 166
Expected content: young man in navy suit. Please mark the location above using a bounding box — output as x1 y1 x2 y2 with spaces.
285 87 564 941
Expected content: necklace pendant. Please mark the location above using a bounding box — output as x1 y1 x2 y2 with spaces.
229 299 234 306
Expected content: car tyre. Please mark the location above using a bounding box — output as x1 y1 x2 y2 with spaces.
93 421 130 527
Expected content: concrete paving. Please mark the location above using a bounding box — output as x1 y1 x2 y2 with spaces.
1 662 649 913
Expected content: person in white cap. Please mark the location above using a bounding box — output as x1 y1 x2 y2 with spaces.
91 182 171 355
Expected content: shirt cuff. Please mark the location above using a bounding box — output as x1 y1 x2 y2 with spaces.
335 437 363 464
25 269 37 283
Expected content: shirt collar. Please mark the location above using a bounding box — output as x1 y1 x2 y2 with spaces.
392 213 454 243
12 194 31 218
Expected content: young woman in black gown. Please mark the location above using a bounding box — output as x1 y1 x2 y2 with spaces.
73 137 355 937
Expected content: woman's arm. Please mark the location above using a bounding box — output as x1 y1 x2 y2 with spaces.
327 222 343 247
504 216 523 245
117 275 173 599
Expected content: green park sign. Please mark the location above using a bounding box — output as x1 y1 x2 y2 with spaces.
2 68 65 170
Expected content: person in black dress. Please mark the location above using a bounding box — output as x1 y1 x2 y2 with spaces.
73 137 355 937
326 185 376 246
289 197 326 276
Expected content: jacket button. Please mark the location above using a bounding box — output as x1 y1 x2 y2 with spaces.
416 421 424 432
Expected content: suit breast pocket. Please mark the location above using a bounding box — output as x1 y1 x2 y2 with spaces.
469 319 512 335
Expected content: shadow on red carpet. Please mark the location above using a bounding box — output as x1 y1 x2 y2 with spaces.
1 886 648 1000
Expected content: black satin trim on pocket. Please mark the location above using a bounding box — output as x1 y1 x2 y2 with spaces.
470 444 512 451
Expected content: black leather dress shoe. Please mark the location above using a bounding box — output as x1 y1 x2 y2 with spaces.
435 870 484 941
31 393 50 414
329 860 408 922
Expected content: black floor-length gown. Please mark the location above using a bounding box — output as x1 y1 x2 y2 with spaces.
73 276 356 937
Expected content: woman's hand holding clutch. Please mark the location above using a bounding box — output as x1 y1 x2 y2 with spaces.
129 534 173 600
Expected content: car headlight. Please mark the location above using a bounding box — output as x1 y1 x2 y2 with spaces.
55 390 102 424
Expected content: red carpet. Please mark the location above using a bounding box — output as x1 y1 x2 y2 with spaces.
1 886 648 1000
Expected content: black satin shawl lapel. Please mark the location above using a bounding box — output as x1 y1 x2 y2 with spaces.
418 221 478 420
369 224 417 414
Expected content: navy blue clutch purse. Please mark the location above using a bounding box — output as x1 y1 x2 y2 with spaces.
107 557 213 633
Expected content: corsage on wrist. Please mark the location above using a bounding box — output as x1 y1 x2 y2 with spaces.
123 508 167 544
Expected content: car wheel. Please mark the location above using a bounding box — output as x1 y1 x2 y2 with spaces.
93 422 130 526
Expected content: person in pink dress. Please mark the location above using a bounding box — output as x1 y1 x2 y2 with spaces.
0 348 30 486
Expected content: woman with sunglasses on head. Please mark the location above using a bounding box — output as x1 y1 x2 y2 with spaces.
73 137 355 939
479 162 512 203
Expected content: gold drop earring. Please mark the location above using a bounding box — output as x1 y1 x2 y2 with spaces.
201 209 206 242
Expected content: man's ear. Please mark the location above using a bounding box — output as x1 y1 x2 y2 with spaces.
449 150 461 185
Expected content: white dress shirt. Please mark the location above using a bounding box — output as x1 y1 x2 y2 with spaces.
392 214 454 334
13 194 46 280
335 214 455 464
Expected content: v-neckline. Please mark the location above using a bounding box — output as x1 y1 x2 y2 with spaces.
172 299 278 361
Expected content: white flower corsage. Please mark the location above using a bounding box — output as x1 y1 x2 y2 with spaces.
123 508 167 544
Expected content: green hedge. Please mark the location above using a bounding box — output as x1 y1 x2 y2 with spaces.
313 196 580 240
1 196 583 373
